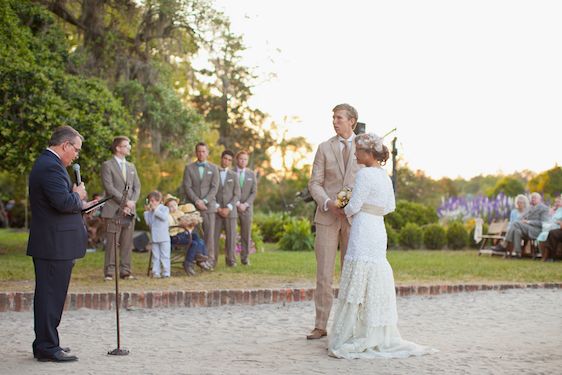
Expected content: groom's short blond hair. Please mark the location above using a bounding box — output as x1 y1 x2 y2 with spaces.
332 103 358 126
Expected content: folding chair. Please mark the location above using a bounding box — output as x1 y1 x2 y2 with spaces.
478 219 509 256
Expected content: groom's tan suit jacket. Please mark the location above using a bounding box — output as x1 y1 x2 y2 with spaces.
308 135 360 330
309 136 360 223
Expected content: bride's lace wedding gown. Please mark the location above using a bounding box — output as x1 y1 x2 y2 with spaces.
328 167 436 359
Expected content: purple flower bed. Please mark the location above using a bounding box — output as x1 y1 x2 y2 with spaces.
437 193 513 223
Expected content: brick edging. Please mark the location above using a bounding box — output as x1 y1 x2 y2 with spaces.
1 283 561 313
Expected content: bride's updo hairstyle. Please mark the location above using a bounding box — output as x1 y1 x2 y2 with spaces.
355 132 389 165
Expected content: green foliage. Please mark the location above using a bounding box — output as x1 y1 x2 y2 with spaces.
395 166 443 207
0 1 131 177
277 218 314 251
528 166 562 200
0 171 26 201
2 229 562 287
115 81 207 159
192 20 276 167
488 176 526 197
386 200 438 231
250 222 264 253
254 165 313 216
447 222 468 250
398 222 423 249
385 222 398 249
254 212 290 243
422 224 447 250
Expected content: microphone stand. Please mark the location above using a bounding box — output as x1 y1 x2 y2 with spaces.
108 184 131 356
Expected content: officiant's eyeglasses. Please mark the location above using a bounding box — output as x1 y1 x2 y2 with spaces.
67 142 81 155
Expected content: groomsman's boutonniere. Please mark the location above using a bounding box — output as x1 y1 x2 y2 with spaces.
335 187 352 208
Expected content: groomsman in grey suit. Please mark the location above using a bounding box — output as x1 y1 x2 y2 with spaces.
101 136 141 280
182 142 219 266
214 150 241 266
307 104 361 339
235 150 258 266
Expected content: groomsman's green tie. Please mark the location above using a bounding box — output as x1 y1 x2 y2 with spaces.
239 172 245 187
121 161 127 180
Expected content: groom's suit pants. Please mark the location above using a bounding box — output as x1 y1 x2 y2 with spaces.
314 216 350 330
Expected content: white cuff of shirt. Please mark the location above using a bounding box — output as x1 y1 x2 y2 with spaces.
227 203 233 210
323 199 331 212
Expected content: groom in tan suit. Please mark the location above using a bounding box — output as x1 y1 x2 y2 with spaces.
307 104 361 339
182 142 220 266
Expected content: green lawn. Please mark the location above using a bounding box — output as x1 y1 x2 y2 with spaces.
1 228 561 293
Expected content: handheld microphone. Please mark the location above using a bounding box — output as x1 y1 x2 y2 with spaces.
72 163 82 185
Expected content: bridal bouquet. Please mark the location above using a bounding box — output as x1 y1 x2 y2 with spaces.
335 187 352 208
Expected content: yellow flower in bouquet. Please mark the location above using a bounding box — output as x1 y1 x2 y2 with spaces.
335 187 352 208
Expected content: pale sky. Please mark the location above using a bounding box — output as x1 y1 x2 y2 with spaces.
213 0 561 179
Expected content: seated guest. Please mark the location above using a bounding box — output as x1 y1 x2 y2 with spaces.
542 226 562 262
507 194 529 231
537 195 562 260
493 192 550 257
164 194 212 275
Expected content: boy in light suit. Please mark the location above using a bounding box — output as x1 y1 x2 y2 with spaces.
143 191 171 278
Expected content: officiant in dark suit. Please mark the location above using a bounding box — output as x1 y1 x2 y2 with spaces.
27 125 88 362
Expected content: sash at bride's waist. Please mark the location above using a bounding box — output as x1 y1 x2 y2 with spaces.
360 204 385 216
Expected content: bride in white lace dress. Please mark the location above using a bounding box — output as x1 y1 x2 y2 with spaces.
328 133 436 359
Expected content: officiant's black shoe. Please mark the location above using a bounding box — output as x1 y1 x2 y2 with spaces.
306 328 327 340
36 350 78 362
34 347 71 359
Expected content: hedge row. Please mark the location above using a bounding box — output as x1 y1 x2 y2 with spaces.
255 208 474 251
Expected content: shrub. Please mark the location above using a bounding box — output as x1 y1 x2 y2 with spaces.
250 222 264 252
278 218 314 251
6 201 27 228
447 222 468 250
423 224 447 250
385 222 398 249
386 200 438 231
254 212 290 243
467 219 488 249
398 223 423 249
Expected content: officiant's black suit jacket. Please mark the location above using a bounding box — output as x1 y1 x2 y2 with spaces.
26 149 87 357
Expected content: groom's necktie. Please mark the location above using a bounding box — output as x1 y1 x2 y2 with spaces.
341 140 350 169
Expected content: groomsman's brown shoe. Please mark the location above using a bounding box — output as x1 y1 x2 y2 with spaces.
306 328 327 340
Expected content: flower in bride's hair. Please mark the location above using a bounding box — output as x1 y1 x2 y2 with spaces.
335 186 353 208
367 132 384 152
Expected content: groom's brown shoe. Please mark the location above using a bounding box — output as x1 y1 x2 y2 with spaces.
306 328 327 340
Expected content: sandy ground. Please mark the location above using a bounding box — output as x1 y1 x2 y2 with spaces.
1 288 561 375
